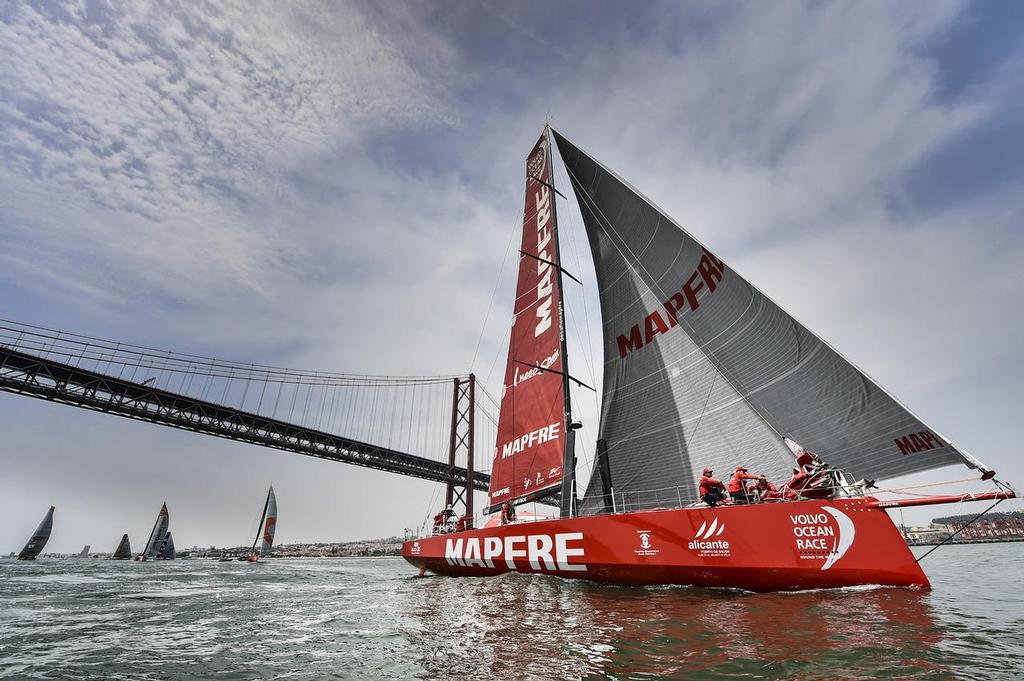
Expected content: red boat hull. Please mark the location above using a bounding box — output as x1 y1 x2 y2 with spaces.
402 497 929 592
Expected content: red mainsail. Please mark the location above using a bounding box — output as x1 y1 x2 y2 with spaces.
487 131 568 510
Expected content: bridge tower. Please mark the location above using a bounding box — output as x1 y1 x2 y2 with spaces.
445 374 475 526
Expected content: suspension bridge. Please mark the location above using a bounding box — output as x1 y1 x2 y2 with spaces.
0 319 505 519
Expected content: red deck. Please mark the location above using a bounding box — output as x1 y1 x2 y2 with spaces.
402 497 930 592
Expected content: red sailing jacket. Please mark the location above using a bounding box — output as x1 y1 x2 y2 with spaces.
699 475 725 497
727 471 760 493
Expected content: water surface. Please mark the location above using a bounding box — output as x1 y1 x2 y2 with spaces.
1 544 1022 680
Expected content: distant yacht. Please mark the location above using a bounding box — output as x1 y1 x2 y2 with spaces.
111 534 132 560
158 532 176 560
137 502 173 561
241 486 277 562
77 545 91 558
17 506 54 560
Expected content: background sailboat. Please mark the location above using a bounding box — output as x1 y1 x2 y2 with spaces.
242 486 277 562
137 502 170 561
157 532 175 560
17 505 54 560
111 534 131 560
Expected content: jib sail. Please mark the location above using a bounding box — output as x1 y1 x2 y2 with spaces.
487 129 571 512
551 130 978 513
17 505 54 560
142 502 170 560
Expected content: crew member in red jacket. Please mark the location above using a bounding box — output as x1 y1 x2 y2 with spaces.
698 468 728 507
754 476 785 501
727 466 764 504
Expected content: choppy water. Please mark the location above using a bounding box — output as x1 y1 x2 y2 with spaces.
1 544 1022 680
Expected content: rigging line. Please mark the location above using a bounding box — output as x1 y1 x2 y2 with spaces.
915 498 1005 563
483 320 512 391
469 216 521 374
562 160 788 446
512 360 595 392
0 320 465 382
686 361 722 450
875 477 982 494
518 251 583 286
2 339 462 386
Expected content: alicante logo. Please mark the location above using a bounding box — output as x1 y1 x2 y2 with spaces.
640 533 651 549
790 507 856 571
688 518 731 557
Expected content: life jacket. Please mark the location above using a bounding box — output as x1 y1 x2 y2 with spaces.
727 471 758 493
699 475 724 497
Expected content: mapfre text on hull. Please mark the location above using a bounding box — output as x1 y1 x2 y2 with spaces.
404 499 929 592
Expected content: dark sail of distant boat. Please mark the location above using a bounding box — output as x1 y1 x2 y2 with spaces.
157 532 175 560
138 502 170 561
77 545 90 558
243 486 277 562
17 506 54 560
111 534 132 560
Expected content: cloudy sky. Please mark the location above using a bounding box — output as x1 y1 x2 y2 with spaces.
2 1 1022 553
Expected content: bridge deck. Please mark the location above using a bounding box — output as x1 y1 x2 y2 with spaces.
0 346 487 491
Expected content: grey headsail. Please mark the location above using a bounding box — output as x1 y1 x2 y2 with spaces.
551 130 975 512
112 534 132 560
158 532 175 560
259 486 278 557
141 502 170 560
17 505 54 560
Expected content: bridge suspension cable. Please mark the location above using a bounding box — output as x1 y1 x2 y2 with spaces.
0 319 497 488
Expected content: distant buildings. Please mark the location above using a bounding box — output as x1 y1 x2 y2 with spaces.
179 536 405 559
901 511 1024 545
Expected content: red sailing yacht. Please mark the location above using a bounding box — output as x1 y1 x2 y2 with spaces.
402 127 1015 591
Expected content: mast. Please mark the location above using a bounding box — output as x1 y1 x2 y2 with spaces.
251 486 273 556
547 125 576 519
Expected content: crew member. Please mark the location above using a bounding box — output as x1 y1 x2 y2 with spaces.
501 501 517 524
432 510 445 535
443 504 457 532
727 466 764 505
698 468 727 507
755 476 782 501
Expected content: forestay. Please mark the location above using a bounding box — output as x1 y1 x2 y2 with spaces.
552 130 974 512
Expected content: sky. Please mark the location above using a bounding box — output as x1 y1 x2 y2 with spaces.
2 0 1023 553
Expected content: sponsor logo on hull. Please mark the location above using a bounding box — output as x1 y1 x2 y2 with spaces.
444 532 587 573
634 530 659 557
688 518 730 557
790 507 856 571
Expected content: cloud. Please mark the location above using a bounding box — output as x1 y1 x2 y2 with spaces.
2 0 1023 547
0 0 450 304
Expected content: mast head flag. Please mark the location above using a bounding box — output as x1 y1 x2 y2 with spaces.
487 132 568 510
